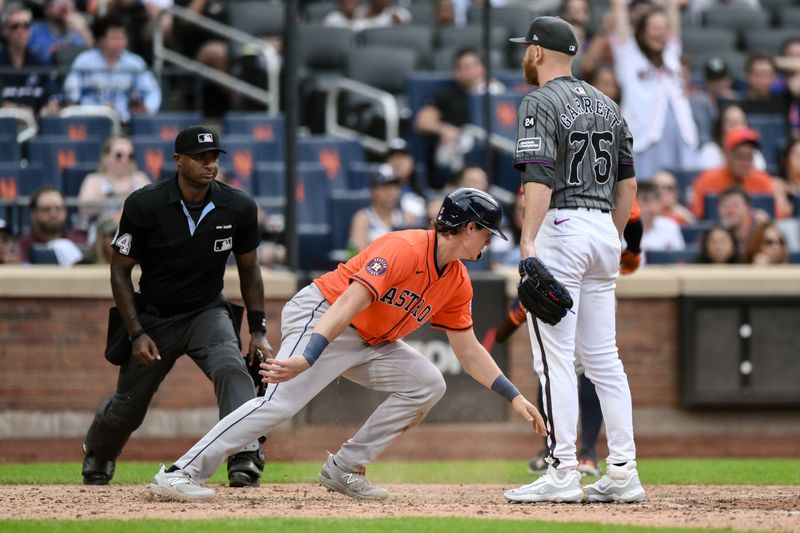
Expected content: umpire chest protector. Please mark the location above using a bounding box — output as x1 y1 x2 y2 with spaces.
112 174 259 315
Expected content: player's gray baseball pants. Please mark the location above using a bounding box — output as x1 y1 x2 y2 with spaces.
174 283 446 483
527 208 636 470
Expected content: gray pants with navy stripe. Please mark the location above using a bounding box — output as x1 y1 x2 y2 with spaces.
175 283 446 483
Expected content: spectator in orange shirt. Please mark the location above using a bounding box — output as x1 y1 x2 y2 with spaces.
692 127 781 219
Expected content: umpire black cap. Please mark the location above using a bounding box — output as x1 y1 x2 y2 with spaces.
510 16 579 56
437 188 508 241
174 125 226 155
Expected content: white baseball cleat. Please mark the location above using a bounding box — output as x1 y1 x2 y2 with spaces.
318 453 389 501
148 464 215 500
583 461 646 503
505 465 583 503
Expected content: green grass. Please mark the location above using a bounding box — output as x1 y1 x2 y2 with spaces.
1 458 798 485
0 518 782 533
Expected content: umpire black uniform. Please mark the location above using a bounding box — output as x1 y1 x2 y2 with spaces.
82 126 273 487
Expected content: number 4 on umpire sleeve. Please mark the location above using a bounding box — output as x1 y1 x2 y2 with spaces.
567 130 614 185
114 233 133 255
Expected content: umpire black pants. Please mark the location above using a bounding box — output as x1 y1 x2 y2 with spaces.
84 299 255 460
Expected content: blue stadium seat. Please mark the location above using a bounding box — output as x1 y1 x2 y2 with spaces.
38 116 114 141
253 162 329 225
746 114 787 174
62 163 97 197
681 221 716 247
0 163 44 200
131 136 176 181
347 162 381 190
27 136 103 187
329 188 370 250
789 252 800 264
669 169 700 205
128 112 203 139
298 136 364 191
0 136 21 164
223 113 285 151
645 249 699 265
219 136 282 194
468 92 524 142
298 225 335 271
703 193 776 220
29 245 59 265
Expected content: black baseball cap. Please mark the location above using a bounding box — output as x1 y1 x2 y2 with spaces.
510 16 579 56
704 57 729 80
174 125 226 155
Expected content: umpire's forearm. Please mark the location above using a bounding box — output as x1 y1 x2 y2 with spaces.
238 256 265 314
110 259 142 336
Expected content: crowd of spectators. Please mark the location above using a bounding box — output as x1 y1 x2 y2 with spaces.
1 0 799 268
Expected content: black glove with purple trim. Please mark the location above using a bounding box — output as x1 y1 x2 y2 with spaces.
518 257 573 326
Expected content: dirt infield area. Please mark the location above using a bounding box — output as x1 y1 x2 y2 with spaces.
1 484 798 531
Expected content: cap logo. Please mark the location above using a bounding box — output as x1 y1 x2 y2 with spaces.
198 133 213 143
532 34 539 40
569 45 576 52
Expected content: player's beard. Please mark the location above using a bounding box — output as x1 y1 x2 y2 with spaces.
523 52 539 86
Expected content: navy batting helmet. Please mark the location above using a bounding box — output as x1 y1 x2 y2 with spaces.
437 188 508 241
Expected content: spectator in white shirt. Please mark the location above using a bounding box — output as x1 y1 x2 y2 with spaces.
610 0 698 180
639 182 686 252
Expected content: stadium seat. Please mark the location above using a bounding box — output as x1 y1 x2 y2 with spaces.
669 169 699 205
682 27 737 56
219 136 282 193
432 47 506 71
27 136 103 187
346 46 420 95
703 193 776 220
690 50 748 79
743 29 800 55
681 221 716 247
131 136 176 181
298 225 335 271
644 249 699 265
437 25 509 50
467 92 524 142
223 113 285 155
29 245 60 265
128 112 203 139
62 163 97 197
0 136 21 164
347 162 381 190
747 113 788 173
298 25 355 78
228 1 284 37
775 7 800 28
359 26 435 68
298 136 364 191
328 188 371 251
305 1 336 22
703 7 770 30
0 163 46 202
38 116 114 141
253 162 329 226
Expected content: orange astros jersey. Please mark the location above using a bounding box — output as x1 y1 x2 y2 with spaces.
314 229 474 345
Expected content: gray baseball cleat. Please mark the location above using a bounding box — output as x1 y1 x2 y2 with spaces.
583 461 646 503
148 464 215 500
505 465 583 503
318 453 389 501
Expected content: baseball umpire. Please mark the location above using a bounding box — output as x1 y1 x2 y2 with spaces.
504 17 645 503
81 126 272 488
147 188 547 501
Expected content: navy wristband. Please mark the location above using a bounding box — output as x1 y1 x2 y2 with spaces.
248 311 267 333
302 333 329 366
491 374 520 402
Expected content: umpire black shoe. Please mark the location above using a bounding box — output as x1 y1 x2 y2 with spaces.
82 450 116 485
227 449 265 488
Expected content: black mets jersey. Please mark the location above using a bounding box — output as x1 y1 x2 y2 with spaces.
514 75 636 211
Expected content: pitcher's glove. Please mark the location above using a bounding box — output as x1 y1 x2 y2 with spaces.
518 257 573 326
620 248 641 275
247 349 266 396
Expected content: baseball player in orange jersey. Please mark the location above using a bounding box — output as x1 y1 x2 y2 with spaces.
148 188 547 501
505 16 645 504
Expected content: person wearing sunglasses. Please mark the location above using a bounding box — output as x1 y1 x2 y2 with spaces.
0 3 60 116
742 221 789 265
77 135 151 230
